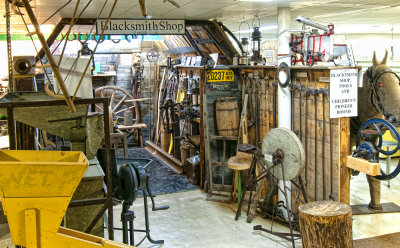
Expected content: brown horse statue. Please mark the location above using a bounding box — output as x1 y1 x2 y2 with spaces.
351 50 400 210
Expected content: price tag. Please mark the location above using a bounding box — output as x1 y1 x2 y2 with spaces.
207 70 234 82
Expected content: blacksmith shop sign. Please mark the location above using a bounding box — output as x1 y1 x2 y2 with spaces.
96 19 185 35
330 69 358 118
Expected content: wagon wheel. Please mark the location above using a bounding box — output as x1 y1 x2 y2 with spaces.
95 86 141 131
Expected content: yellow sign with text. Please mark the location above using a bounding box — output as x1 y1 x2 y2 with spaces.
207 70 234 82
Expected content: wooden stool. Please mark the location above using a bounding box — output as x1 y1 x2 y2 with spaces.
227 151 253 214
299 201 352 248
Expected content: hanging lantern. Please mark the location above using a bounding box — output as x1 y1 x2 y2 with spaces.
239 37 249 65
250 27 263 65
241 37 249 52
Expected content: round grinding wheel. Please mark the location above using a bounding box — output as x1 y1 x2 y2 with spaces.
262 127 305 180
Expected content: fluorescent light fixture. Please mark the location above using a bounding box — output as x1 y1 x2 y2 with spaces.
240 0 273 2
234 25 278 33
27 24 54 34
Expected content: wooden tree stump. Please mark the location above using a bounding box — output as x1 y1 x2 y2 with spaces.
299 201 353 248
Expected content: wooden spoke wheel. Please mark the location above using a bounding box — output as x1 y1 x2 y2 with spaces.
95 86 141 131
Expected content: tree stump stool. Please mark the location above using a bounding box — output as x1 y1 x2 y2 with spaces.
298 201 352 248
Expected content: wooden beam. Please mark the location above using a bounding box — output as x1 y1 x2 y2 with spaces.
35 20 65 63
346 156 381 176
339 117 351 204
60 18 97 25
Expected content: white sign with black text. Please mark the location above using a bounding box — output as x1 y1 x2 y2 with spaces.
330 69 358 118
96 19 185 35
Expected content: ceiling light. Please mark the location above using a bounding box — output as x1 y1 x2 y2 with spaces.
27 24 54 34
240 0 273 2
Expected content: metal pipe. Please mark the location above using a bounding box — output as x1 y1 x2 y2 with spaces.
278 7 292 218
304 84 309 186
7 105 16 150
314 88 318 200
85 196 113 234
103 98 114 240
21 0 76 112
296 16 330 32
218 21 244 54
69 197 108 208
57 0 81 68
320 89 327 200
5 0 12 88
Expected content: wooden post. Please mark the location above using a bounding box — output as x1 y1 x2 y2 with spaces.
339 117 351 204
299 201 352 248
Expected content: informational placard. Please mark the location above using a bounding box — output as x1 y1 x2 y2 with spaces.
96 19 185 35
330 69 358 118
206 70 234 82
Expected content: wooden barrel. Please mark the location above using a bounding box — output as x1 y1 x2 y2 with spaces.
215 97 240 136
299 201 352 248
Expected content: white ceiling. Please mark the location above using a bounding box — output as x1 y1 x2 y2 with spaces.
2 0 400 37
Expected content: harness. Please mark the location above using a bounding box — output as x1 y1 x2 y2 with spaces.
366 66 400 120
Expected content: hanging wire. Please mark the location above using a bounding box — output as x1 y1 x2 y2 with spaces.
252 15 261 28
41 0 73 25
17 5 56 92
57 0 81 68
238 19 250 42
73 0 118 101
60 0 108 90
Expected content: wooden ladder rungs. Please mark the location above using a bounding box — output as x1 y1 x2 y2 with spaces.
36 64 51 69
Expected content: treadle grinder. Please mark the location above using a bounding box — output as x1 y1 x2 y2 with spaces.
350 118 400 212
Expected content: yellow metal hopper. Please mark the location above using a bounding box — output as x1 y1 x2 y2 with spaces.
0 150 133 248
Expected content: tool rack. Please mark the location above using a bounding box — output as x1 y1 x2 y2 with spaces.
230 65 361 204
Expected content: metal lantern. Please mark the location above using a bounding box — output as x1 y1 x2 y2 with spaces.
250 26 263 64
241 37 249 52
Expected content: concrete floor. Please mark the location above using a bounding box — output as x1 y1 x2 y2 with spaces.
351 158 400 240
1 159 400 247
112 190 302 248
108 157 400 248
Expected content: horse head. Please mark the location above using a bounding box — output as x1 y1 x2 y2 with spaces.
359 50 400 124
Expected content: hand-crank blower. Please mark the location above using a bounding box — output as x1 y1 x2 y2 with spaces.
349 118 400 211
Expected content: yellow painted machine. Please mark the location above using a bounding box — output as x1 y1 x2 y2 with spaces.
0 150 134 248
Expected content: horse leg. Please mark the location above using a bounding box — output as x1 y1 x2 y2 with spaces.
366 174 382 210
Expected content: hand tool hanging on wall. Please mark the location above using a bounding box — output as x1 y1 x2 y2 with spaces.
259 73 268 138
160 99 176 134
240 72 247 108
246 73 255 127
310 82 319 200
154 69 166 144
272 79 278 128
319 87 329 200
304 80 310 187
328 89 335 201
254 70 261 146
292 81 305 140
